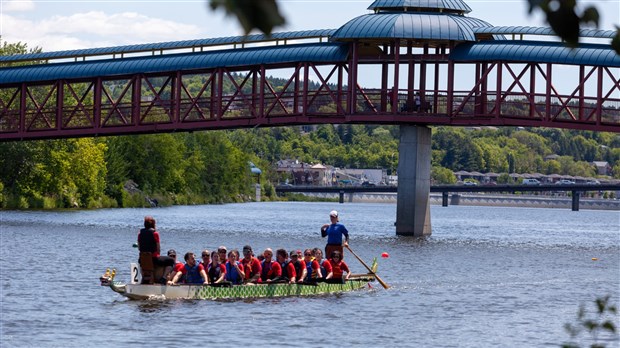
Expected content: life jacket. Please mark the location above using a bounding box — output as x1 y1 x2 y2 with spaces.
138 228 157 253
261 260 274 281
280 260 292 280
305 258 317 281
208 263 221 283
225 261 243 285
184 263 203 284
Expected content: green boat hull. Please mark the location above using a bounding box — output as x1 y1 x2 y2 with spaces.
106 277 374 300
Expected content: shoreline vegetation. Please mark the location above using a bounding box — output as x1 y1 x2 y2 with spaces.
1 124 618 210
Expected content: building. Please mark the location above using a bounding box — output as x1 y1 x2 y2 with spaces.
592 161 612 176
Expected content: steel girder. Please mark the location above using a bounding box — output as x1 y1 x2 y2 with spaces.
445 61 620 131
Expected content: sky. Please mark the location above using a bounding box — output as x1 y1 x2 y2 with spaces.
0 0 618 52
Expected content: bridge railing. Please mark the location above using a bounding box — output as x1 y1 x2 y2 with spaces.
352 89 620 126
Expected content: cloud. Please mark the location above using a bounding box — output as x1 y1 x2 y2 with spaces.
2 11 204 51
2 0 35 12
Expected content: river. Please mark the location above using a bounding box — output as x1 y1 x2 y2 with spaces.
1 202 619 347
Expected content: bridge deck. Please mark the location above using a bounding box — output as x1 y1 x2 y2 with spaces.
275 184 620 194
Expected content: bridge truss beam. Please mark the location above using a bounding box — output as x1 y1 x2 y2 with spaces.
1 53 619 141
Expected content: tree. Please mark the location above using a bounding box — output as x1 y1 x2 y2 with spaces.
431 166 456 184
0 41 42 66
68 139 107 207
210 1 620 54
497 173 513 184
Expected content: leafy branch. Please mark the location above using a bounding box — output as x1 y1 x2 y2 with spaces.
563 296 618 348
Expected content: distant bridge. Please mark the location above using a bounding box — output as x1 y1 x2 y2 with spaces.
275 184 620 211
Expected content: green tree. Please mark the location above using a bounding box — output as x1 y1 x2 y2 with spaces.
113 134 187 194
431 166 456 184
544 159 562 174
69 139 107 207
0 41 42 66
497 173 513 184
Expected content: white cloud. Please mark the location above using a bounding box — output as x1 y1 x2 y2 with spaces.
2 0 35 12
2 11 204 51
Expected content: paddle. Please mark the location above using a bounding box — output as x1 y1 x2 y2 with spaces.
345 245 390 289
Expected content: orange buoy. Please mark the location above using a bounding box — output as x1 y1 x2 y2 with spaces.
592 258 598 261
381 252 389 258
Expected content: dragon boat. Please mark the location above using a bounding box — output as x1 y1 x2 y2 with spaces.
100 262 378 300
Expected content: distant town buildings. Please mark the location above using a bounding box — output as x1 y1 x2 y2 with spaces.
276 159 616 187
276 159 387 186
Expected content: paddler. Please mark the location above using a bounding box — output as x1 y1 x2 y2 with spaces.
321 210 349 260
167 252 209 285
137 216 174 283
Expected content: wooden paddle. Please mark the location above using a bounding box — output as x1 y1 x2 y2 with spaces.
345 245 390 289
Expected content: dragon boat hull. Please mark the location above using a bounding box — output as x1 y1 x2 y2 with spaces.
101 263 376 300
106 277 373 300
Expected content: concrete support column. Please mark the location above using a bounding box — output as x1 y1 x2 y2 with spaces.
442 192 449 207
572 191 580 211
396 125 432 237
255 183 261 202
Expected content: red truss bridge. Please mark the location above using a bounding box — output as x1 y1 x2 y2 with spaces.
0 1 619 141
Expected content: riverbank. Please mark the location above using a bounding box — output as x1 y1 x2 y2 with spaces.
299 192 620 210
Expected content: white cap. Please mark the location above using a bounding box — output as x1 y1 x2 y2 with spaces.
329 210 338 217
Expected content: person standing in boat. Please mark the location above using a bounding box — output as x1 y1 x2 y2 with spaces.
260 248 282 283
168 252 209 285
276 248 296 284
326 250 350 283
312 247 332 280
207 250 226 284
321 210 349 260
224 249 245 285
240 245 262 284
137 216 174 281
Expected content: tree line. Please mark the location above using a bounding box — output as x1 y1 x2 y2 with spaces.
0 124 617 209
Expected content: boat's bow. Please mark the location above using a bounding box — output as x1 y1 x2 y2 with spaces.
100 268 126 295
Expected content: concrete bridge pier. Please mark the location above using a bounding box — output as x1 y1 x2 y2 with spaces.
396 125 432 237
572 191 580 211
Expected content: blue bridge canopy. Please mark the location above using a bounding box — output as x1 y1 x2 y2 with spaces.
451 40 620 67
0 43 349 84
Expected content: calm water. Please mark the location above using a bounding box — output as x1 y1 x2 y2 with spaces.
1 202 619 347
